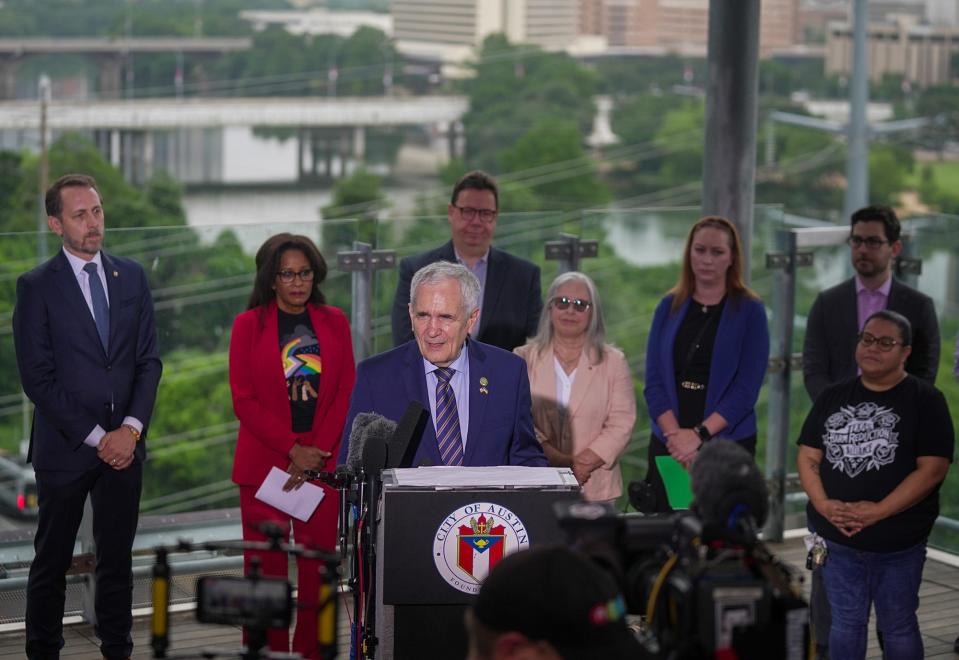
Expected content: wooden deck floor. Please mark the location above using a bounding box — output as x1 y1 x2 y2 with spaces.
1 536 957 659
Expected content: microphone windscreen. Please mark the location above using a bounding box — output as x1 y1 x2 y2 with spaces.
361 427 389 477
690 440 768 530
345 412 381 474
387 401 428 469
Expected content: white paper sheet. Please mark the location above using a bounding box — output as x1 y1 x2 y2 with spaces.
254 466 326 522
385 466 578 488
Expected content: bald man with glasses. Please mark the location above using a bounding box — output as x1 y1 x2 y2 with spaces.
391 170 542 352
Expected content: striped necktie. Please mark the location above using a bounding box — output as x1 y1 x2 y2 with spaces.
434 367 464 466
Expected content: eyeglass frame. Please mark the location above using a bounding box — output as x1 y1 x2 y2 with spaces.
452 205 498 223
551 296 592 313
857 331 906 351
276 268 315 283
847 235 891 249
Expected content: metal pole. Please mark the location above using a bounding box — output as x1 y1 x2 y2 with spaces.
763 230 798 543
843 0 869 219
702 0 761 282
350 241 373 362
37 74 50 263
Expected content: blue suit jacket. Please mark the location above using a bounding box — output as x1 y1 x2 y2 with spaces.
13 250 162 472
644 294 769 444
338 339 546 467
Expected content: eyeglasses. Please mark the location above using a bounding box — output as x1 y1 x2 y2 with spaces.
277 269 314 283
551 296 591 313
847 236 889 249
858 331 904 351
454 205 497 223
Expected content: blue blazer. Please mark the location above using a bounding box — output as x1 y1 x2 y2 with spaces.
13 250 162 472
644 294 769 444
338 339 546 467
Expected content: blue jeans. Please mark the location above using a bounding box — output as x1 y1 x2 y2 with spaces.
822 540 926 660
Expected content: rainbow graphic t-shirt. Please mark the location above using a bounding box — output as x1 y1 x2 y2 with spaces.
278 309 321 433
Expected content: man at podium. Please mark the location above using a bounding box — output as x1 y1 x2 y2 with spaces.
339 261 546 467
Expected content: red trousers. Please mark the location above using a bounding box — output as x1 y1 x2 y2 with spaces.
239 485 338 659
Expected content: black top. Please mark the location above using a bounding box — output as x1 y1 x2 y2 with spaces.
672 297 725 428
278 309 321 434
798 374 954 552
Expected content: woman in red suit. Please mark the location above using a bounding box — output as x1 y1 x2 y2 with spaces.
229 233 355 658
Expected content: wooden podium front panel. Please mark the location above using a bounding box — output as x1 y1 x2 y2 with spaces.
382 488 579 605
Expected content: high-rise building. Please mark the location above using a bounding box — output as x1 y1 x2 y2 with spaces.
578 0 800 54
393 0 578 64
825 13 959 87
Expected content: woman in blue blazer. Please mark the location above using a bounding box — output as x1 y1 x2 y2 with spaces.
643 216 769 511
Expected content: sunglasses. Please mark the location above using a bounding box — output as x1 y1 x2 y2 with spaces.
551 296 591 313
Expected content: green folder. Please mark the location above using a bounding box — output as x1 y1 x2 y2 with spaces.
655 455 693 509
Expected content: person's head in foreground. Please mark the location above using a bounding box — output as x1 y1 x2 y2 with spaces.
466 545 642 660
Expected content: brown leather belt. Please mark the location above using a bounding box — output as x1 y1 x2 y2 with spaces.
680 380 705 391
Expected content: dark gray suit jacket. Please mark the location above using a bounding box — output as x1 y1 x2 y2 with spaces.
803 277 940 401
391 241 542 352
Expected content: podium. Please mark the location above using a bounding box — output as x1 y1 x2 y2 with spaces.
372 467 580 659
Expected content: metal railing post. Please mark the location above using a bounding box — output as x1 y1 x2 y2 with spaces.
764 230 800 542
337 241 396 362
78 497 97 624
544 233 598 275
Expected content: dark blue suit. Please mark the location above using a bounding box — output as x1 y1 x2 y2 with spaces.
339 340 545 468
13 249 162 659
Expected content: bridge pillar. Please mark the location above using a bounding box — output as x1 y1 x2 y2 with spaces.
96 55 123 99
0 56 19 100
353 125 366 163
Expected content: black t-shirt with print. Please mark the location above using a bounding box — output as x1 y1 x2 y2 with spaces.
798 374 954 552
278 309 321 434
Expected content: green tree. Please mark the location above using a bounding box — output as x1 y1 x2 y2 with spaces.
498 118 609 209
321 168 388 251
869 144 913 207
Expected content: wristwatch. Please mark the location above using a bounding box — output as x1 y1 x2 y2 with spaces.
694 424 711 444
123 424 141 442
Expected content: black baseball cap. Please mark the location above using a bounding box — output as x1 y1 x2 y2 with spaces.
472 546 642 660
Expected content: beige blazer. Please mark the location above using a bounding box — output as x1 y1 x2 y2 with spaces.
514 342 636 501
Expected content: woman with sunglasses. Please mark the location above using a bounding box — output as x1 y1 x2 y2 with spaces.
643 216 769 511
797 310 953 660
228 233 355 657
514 272 636 502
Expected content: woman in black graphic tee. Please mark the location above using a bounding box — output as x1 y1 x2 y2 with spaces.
798 309 953 660
229 233 355 658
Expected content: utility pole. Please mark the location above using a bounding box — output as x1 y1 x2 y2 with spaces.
37 74 50 262
844 0 869 219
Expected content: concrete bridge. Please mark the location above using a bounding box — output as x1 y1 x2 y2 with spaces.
0 95 468 184
0 37 252 100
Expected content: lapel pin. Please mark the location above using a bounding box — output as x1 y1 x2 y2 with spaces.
479 377 489 395
479 387 488 395
112 271 118 277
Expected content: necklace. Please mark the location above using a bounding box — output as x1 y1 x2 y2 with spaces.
554 347 582 371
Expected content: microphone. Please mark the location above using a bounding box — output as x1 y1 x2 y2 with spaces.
386 401 428 469
689 440 768 536
344 412 380 476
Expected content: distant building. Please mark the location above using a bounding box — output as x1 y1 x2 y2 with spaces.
240 8 392 37
577 0 800 55
825 13 959 86
392 0 580 67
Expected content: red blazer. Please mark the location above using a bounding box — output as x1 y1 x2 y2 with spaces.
229 301 355 486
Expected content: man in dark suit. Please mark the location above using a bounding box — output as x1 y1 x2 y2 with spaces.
13 174 162 660
804 205 939 402
801 204 939 660
391 170 542 352
342 261 545 467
